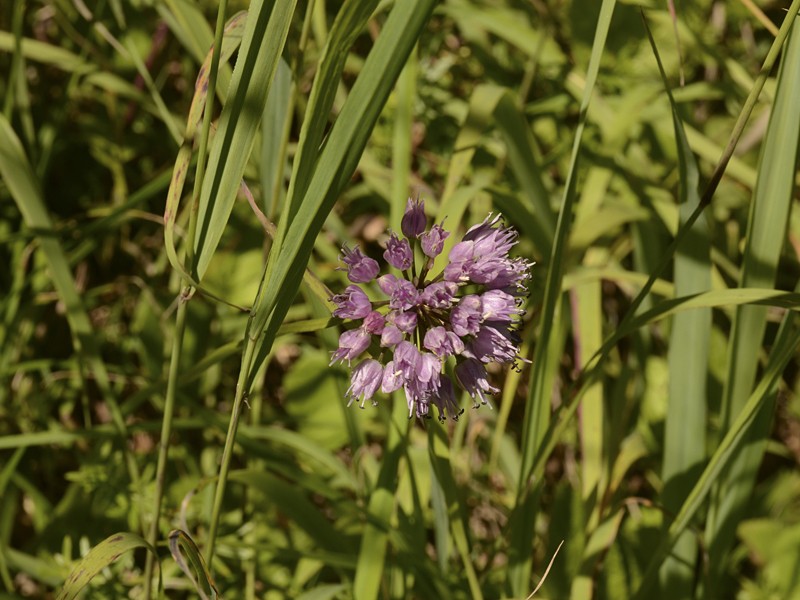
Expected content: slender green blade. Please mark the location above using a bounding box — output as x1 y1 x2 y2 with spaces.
192 0 297 280
493 93 555 250
246 0 438 384
427 426 483 600
56 533 160 600
168 530 219 600
705 17 800 584
510 0 617 594
390 52 416 233
353 401 409 600
644 20 711 596
260 57 292 217
163 11 247 286
634 299 800 598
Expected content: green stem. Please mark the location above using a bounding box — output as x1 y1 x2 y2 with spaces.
3 0 24 118
205 338 256 564
142 293 189 600
143 1 229 596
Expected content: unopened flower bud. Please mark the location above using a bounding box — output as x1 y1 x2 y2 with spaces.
401 198 426 238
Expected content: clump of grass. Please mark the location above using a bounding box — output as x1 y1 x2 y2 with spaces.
1 1 800 599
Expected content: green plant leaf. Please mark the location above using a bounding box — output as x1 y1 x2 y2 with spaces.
192 0 298 280
56 533 161 600
705 12 800 585
510 0 617 593
168 529 220 600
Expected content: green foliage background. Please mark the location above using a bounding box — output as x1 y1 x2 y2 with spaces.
1 0 799 598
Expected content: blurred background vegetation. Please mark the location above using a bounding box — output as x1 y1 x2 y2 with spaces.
1 0 799 598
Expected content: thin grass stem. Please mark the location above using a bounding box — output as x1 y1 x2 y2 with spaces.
143 2 229 596
205 338 256 564
142 295 189 600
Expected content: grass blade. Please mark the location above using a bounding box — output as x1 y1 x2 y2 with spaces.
0 113 139 488
192 0 298 280
353 401 410 600
56 533 161 600
246 0 438 383
168 530 219 600
509 0 617 593
163 11 247 285
704 16 800 585
634 300 800 598
643 19 711 596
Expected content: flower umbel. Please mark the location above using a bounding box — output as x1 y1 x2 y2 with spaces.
331 198 533 421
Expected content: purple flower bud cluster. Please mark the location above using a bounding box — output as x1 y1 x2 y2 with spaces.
330 198 532 421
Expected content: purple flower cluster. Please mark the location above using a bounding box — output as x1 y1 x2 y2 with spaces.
330 198 532 421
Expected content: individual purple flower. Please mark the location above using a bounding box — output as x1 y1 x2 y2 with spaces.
404 381 430 418
332 285 372 319
432 378 463 422
450 295 482 337
443 241 474 282
417 351 441 385
381 360 404 392
330 328 371 365
469 256 508 285
384 233 413 270
423 326 464 358
420 223 449 258
340 243 380 283
480 290 522 322
363 311 385 335
378 274 418 311
419 281 458 309
403 353 441 418
485 257 533 292
393 341 421 379
455 359 499 408
330 197 532 422
466 323 520 364
380 325 403 347
391 310 417 334
464 214 517 258
346 359 384 407
401 198 426 238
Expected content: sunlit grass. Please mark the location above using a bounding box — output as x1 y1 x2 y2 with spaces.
1 1 800 598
